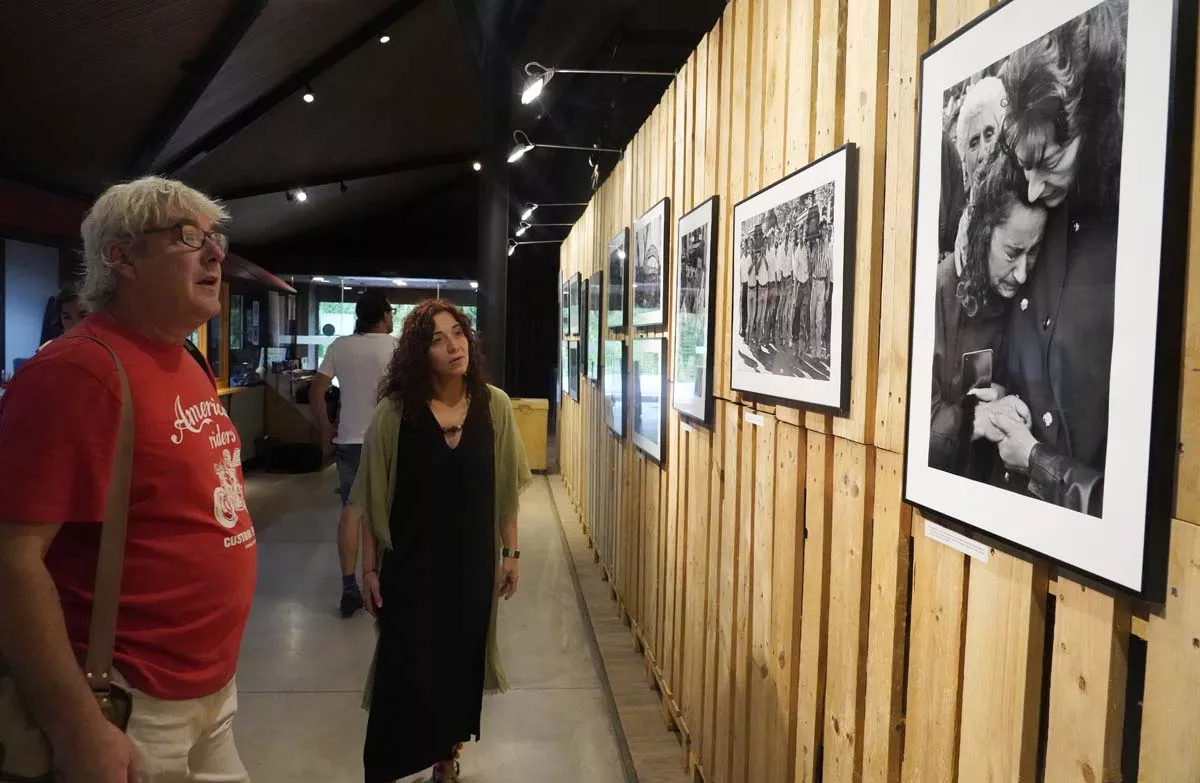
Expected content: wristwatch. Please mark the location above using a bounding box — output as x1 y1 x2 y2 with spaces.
502 547 521 560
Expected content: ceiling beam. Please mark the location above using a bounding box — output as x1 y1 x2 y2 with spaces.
215 150 477 201
159 0 432 176
126 0 269 177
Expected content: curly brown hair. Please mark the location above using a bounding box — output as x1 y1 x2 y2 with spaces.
377 299 490 410
957 152 1043 317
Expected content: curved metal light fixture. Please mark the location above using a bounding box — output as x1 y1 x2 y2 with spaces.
520 201 589 220
521 61 677 105
507 237 565 256
507 130 620 165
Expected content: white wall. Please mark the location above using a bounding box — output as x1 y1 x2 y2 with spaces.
4 239 59 375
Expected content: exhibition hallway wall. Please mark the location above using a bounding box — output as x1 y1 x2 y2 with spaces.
555 1 1200 782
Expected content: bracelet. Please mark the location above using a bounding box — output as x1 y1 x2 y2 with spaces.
502 547 521 560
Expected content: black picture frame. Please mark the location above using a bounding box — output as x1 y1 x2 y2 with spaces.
900 0 1195 602
630 336 668 465
604 339 628 438
568 341 580 401
671 196 720 429
568 272 581 337
587 270 603 383
608 228 629 333
728 143 858 416
632 198 671 330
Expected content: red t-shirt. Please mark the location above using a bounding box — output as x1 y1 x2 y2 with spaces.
0 313 257 700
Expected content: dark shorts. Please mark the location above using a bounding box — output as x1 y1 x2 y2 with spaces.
334 444 363 506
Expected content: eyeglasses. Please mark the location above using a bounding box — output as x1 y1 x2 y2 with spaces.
143 223 229 254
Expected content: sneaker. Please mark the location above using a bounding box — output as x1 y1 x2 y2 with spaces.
339 589 364 618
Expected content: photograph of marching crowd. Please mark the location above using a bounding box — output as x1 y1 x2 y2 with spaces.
905 0 1189 596
730 143 856 412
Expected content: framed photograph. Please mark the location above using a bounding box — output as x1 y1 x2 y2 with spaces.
632 198 671 329
561 279 569 336
568 273 581 337
568 341 580 401
604 339 627 437
587 271 603 382
902 0 1192 600
631 337 667 464
672 196 719 428
608 228 629 332
560 339 569 395
730 144 858 414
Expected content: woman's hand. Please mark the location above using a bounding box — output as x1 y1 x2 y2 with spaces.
363 570 383 617
498 558 519 600
993 411 1039 473
968 384 1008 441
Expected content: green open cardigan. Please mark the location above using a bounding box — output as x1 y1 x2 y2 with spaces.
349 385 533 710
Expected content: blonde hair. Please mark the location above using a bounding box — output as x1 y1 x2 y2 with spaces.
79 176 229 310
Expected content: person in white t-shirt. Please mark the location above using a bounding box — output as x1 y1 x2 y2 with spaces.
310 290 396 617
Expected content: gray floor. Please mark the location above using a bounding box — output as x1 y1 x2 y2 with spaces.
235 468 627 783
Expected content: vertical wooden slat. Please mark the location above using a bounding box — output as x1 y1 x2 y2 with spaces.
1139 519 1200 780
746 0 768 198
702 401 727 774
716 401 743 782
874 0 931 454
795 431 833 783
831 0 888 445
685 426 713 749
785 0 819 172
748 413 778 783
716 2 737 405
822 439 875 783
804 0 847 433
1043 579 1129 783
956 550 1048 783
733 406 759 783
861 450 911 783
768 421 805 783
901 519 968 783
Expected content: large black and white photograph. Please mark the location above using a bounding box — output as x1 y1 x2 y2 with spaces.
604 339 627 437
632 198 670 329
631 337 667 464
568 272 581 337
730 144 857 413
561 279 569 336
608 228 629 332
904 0 1188 597
587 271 603 382
672 197 719 428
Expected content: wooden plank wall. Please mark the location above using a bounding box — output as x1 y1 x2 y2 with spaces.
556 1 1200 782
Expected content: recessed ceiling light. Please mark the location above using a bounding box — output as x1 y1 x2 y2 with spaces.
379 34 391 44
472 161 482 172
295 189 308 203
302 84 315 103
470 281 479 289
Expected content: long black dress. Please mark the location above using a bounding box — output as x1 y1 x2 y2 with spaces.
364 397 496 783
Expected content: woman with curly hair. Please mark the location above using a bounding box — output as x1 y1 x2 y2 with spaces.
987 0 1126 515
929 153 1046 476
350 300 532 783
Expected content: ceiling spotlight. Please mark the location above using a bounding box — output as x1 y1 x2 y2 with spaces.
295 189 308 203
507 131 536 163
470 281 479 289
473 161 483 172
507 239 518 256
520 203 537 221
379 34 391 44
520 61 676 106
507 129 620 165
302 85 315 103
521 63 554 104
515 222 531 238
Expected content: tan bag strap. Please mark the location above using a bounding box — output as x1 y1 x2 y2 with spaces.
63 336 134 694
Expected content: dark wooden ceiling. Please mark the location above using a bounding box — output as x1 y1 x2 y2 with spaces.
0 0 727 278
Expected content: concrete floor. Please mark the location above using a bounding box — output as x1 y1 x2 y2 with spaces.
235 468 628 783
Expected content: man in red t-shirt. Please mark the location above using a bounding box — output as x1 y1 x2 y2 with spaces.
0 176 257 783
